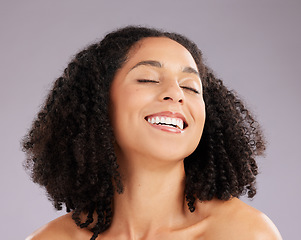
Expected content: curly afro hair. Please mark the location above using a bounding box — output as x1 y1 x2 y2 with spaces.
22 26 265 239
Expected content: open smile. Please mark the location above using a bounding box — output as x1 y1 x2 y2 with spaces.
145 111 188 133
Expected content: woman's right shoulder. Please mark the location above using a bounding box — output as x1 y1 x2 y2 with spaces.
25 213 75 240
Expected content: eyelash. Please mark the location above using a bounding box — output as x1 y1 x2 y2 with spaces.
137 79 200 94
137 79 159 83
181 86 200 94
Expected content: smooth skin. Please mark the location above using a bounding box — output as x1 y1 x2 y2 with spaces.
26 37 282 240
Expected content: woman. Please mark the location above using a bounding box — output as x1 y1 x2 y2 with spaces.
23 26 282 239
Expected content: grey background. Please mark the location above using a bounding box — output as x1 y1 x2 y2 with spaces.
1 1 300 239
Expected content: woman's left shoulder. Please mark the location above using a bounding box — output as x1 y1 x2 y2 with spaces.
201 198 283 240
232 198 282 239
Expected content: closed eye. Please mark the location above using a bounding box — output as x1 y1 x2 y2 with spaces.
181 86 200 94
137 79 159 83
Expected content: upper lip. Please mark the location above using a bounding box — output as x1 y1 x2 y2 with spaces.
145 111 188 128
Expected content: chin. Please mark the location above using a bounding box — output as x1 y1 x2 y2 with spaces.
150 145 197 163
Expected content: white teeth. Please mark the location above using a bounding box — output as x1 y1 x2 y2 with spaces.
156 116 160 123
147 116 184 130
178 120 183 130
171 118 177 126
166 117 172 125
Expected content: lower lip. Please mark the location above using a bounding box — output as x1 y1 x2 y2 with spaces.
146 121 184 133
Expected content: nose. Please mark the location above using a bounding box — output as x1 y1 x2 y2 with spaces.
159 82 184 104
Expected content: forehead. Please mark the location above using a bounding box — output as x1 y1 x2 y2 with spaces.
126 37 198 70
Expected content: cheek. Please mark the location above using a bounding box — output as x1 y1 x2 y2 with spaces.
111 85 138 115
192 100 206 138
198 101 206 125
110 86 153 142
113 86 150 120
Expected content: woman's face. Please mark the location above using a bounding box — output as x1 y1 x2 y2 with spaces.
110 37 205 163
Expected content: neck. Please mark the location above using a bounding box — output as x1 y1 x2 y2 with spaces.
110 154 188 238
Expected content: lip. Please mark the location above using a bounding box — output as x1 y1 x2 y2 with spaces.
147 122 184 133
144 111 188 132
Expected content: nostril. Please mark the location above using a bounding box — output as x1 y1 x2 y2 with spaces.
163 96 183 103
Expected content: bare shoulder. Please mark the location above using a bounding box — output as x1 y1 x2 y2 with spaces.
25 213 88 240
231 199 282 240
201 198 282 240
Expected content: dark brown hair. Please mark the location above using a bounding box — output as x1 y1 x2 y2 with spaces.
22 26 265 239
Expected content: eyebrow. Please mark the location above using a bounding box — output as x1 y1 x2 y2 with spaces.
129 60 200 77
130 60 162 70
182 66 200 77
